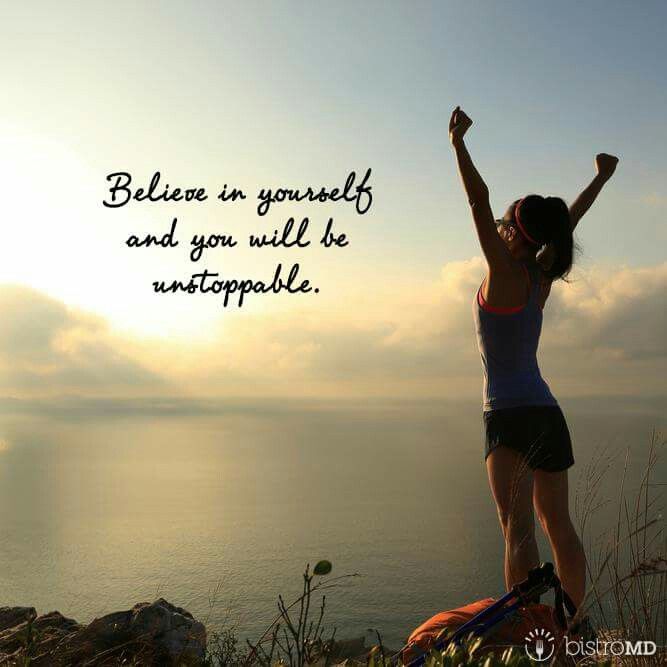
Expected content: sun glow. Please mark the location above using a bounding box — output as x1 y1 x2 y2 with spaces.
0 127 257 341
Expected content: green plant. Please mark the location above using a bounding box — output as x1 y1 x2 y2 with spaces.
243 561 359 667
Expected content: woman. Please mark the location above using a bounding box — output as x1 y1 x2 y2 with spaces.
449 106 618 608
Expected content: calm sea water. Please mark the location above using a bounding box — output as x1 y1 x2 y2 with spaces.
0 398 664 648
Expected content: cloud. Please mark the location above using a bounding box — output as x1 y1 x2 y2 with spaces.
0 285 163 397
158 256 485 398
165 257 665 401
545 263 667 360
0 259 665 404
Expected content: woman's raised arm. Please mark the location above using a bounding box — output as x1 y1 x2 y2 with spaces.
568 153 619 230
449 107 514 272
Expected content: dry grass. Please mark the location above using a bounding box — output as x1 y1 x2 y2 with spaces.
574 430 666 664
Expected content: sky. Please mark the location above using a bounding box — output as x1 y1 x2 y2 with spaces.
0 1 665 406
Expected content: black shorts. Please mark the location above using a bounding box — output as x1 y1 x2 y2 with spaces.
483 405 574 472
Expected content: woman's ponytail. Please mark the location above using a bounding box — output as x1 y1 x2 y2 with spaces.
515 194 574 280
542 197 573 280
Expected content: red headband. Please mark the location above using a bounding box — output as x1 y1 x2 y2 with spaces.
514 198 540 246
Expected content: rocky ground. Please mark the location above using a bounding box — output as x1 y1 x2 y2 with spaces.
0 598 206 665
0 600 377 666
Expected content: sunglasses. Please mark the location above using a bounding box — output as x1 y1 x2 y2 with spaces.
496 199 522 229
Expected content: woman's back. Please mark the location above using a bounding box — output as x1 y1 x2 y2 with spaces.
473 264 557 412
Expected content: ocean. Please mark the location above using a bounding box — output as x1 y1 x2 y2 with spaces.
0 397 664 649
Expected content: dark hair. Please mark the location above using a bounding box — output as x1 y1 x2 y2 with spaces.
515 194 574 280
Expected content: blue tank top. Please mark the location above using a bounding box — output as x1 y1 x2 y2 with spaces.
472 263 558 412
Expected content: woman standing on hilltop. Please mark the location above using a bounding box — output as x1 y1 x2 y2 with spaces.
449 106 618 608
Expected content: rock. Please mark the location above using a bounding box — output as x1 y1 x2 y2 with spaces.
0 610 80 657
129 598 206 661
0 607 36 633
0 598 206 665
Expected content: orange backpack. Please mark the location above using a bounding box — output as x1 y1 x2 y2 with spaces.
399 564 576 665
402 597 565 662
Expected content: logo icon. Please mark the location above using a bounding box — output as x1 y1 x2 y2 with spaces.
524 628 555 661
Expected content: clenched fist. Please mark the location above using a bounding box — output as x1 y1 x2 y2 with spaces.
449 106 473 146
595 153 619 180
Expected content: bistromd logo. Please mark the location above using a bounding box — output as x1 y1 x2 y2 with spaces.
524 627 657 661
524 628 555 661
565 637 657 658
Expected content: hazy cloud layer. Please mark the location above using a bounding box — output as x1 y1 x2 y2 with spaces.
1 259 665 403
0 286 163 397
210 259 666 399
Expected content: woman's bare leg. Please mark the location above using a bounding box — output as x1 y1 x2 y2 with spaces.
533 469 586 608
486 446 539 590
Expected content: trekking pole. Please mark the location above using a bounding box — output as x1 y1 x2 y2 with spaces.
398 563 559 667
